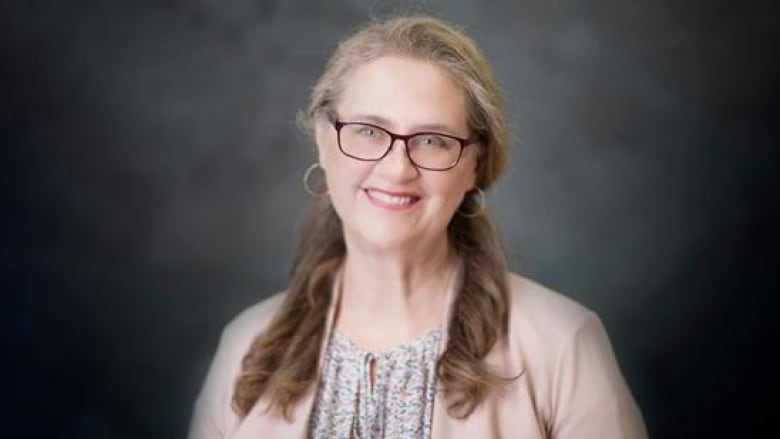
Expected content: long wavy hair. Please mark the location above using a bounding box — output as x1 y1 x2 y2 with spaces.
233 15 512 420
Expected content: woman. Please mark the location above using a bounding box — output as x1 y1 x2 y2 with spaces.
188 15 647 439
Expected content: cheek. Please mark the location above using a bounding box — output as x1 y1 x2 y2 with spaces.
324 155 372 203
438 163 478 212
430 174 472 210
451 160 478 195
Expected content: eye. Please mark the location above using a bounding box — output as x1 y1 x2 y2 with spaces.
356 125 377 138
417 134 449 149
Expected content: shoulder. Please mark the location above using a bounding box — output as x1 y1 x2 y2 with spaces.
502 272 611 377
220 291 287 351
206 290 288 380
505 271 597 339
501 273 647 437
187 291 287 439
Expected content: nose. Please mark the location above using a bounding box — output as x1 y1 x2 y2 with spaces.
376 139 419 180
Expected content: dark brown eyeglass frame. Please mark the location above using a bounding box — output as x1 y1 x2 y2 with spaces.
332 120 477 171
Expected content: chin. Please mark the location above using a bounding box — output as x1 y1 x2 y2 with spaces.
351 223 449 254
345 225 414 252
364 232 415 252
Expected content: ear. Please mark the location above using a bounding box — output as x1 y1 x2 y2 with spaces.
313 118 330 170
467 142 485 186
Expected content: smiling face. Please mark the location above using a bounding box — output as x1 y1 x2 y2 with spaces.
314 55 479 253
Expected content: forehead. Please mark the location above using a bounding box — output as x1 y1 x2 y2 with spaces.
336 55 468 133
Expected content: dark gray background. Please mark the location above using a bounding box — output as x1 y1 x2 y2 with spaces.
2 0 777 437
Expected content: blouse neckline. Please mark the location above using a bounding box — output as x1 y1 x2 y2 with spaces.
331 327 443 357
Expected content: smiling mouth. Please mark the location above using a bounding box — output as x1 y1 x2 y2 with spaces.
364 189 420 208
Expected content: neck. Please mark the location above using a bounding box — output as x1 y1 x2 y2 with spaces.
336 233 455 349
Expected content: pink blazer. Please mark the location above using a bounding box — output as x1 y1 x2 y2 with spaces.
188 271 647 438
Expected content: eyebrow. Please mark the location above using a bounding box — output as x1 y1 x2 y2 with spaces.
344 113 465 137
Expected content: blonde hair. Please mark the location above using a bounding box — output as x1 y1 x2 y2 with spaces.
234 15 512 420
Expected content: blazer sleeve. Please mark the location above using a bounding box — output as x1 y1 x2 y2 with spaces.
187 324 243 439
549 311 648 439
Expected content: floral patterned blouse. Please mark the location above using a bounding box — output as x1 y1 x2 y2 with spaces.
308 327 443 438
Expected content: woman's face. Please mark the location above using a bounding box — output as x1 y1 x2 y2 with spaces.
315 55 479 252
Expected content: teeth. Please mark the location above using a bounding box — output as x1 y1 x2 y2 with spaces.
368 190 414 205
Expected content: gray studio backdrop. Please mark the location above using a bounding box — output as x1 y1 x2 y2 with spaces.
3 0 775 438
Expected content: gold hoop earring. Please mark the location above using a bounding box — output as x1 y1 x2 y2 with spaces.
458 187 485 218
303 163 328 196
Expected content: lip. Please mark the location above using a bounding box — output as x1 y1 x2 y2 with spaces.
363 188 421 211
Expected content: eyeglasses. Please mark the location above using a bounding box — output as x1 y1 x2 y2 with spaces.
332 120 476 171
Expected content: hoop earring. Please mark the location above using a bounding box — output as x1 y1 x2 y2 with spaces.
303 163 328 196
458 187 485 218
